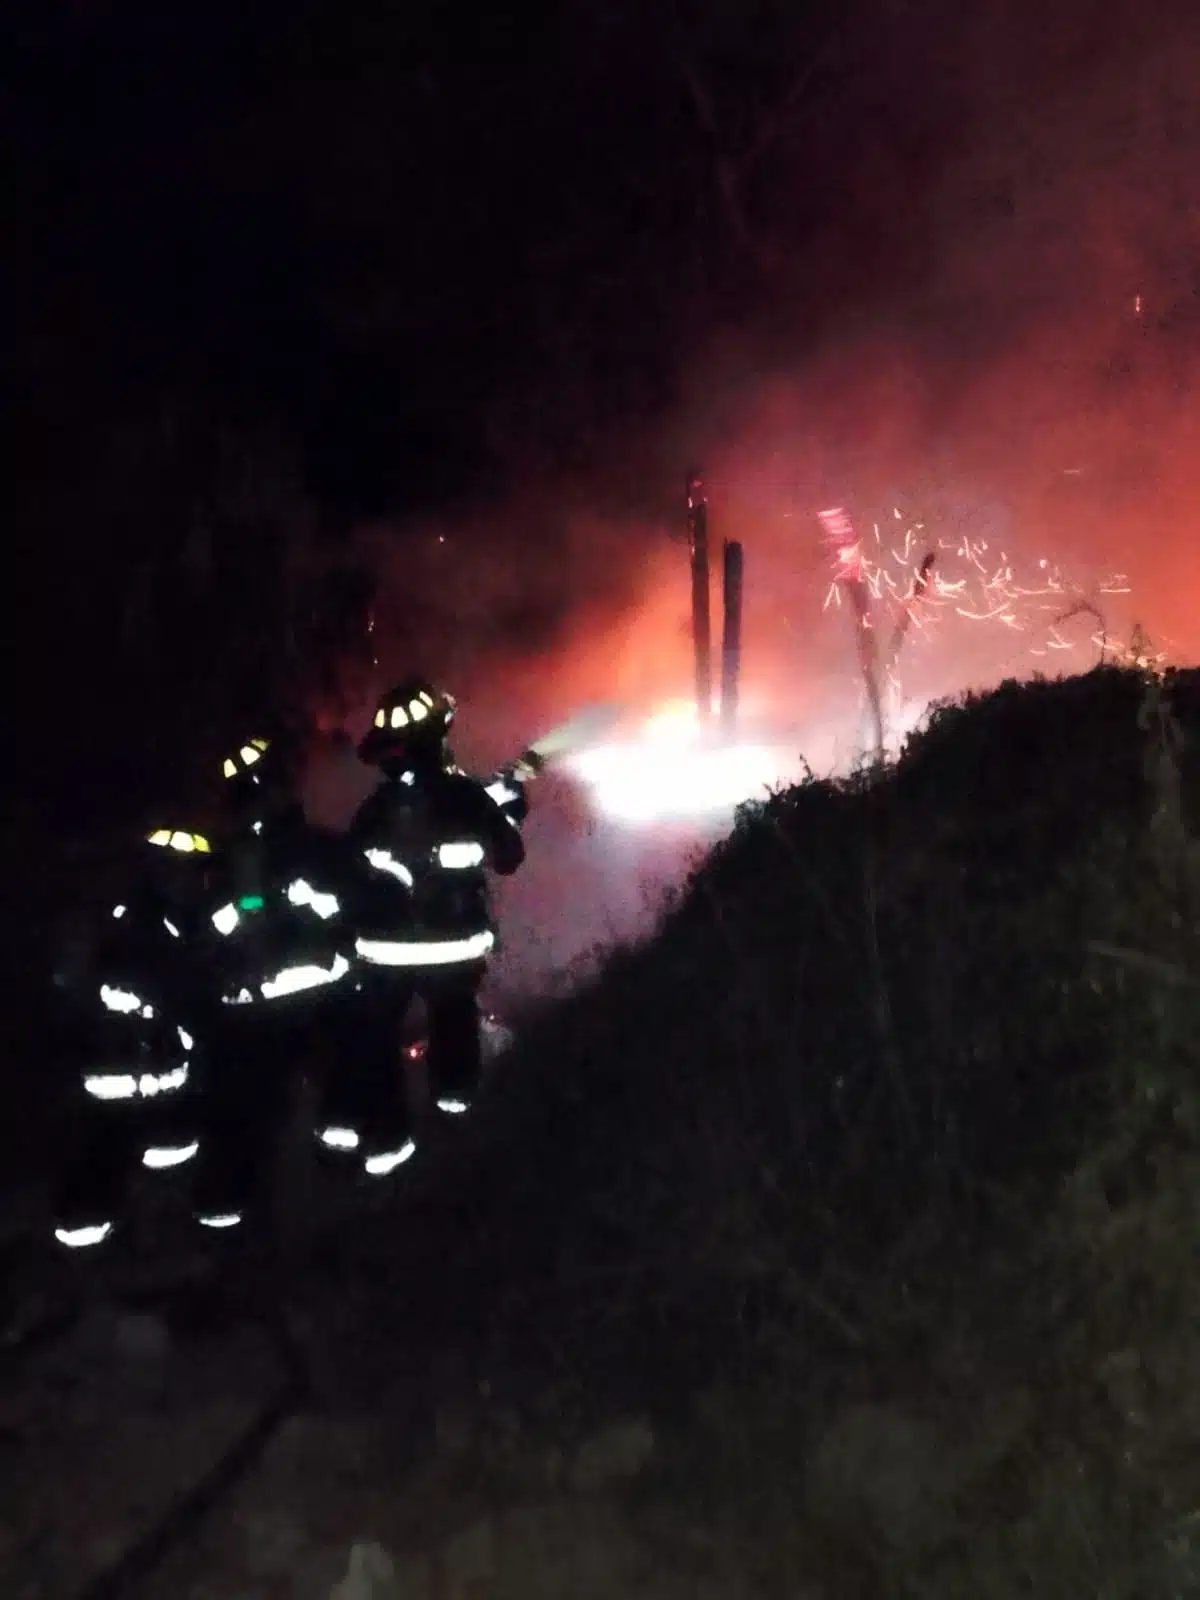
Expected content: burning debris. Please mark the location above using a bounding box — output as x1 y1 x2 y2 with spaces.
819 505 886 760
562 479 1149 826
818 503 1139 753
820 505 1130 657
564 476 786 824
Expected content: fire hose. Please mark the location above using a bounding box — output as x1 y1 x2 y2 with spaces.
71 1305 312 1600
484 702 629 808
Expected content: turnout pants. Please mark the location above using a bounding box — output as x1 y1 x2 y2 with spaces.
315 970 415 1172
420 964 485 1112
191 994 339 1226
53 1061 203 1247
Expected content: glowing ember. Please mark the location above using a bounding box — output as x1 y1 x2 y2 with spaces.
642 698 703 744
818 505 866 582
816 503 1152 736
820 507 1130 653
568 701 793 823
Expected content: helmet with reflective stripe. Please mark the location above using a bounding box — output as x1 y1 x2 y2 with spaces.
139 825 215 911
358 677 456 768
146 828 213 855
219 732 302 830
221 738 271 783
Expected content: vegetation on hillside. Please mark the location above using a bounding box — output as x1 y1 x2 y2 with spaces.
369 664 1200 1594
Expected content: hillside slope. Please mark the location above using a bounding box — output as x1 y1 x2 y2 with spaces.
14 664 1200 1598
356 663 1200 1596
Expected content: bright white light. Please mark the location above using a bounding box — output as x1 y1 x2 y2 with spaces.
364 847 414 886
163 917 181 938
212 903 239 935
260 953 350 1000
570 737 790 823
561 698 802 824
55 1222 113 1249
220 957 351 1006
437 1098 470 1115
437 840 484 869
139 1063 188 1096
178 1026 194 1052
142 1141 199 1170
319 1125 360 1150
642 699 703 744
100 984 144 1014
364 1140 417 1175
286 878 340 919
84 1062 189 1100
354 930 495 967
197 1212 241 1229
84 1073 139 1100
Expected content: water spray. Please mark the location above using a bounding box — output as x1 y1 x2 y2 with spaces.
486 703 630 808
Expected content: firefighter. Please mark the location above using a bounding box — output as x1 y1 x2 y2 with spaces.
342 677 526 1155
189 734 356 1232
51 826 215 1252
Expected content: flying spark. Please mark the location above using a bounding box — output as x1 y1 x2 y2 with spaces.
815 503 1158 753
820 509 1130 664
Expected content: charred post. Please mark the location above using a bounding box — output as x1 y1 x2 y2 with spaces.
687 469 712 722
720 539 743 739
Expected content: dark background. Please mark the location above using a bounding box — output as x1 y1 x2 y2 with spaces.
3 0 977 822
7 0 1200 837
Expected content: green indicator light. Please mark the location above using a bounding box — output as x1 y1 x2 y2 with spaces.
238 895 265 911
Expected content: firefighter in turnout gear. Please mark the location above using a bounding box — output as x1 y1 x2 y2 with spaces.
341 677 525 1152
190 733 356 1231
51 827 215 1251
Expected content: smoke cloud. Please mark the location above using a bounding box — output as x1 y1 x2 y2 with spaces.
310 2 1200 1005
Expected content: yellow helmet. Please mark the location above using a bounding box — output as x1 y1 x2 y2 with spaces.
221 737 270 782
358 678 455 766
145 828 213 854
